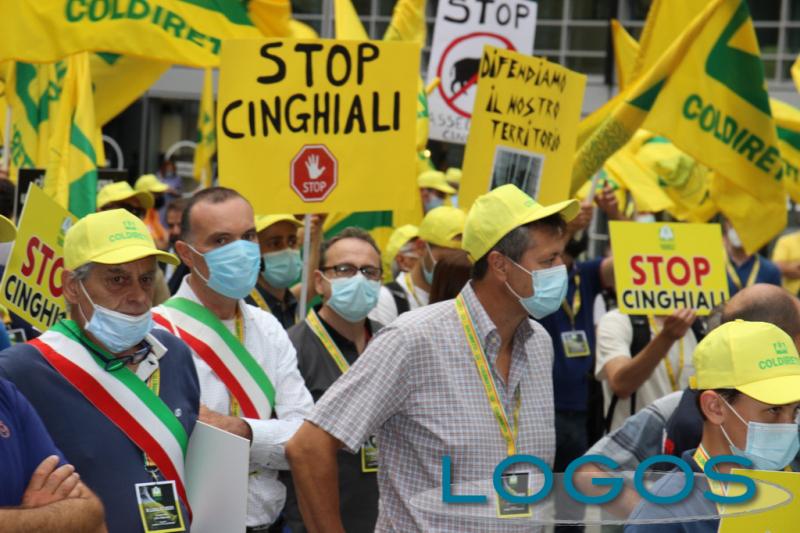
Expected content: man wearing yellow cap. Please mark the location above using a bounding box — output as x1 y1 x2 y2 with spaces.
624 320 800 532
369 206 465 326
418 170 456 214
135 174 171 252
0 209 200 533
152 187 313 531
286 184 578 532
96 181 154 220
245 214 305 329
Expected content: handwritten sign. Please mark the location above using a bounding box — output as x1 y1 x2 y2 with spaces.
460 47 585 208
0 185 76 331
610 221 728 316
218 39 419 214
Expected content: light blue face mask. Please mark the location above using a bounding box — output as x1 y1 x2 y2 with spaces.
324 273 381 322
422 242 437 285
191 240 260 300
261 249 302 289
505 260 568 319
80 283 153 354
720 397 800 471
424 196 444 213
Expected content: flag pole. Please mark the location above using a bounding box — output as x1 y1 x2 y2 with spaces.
298 0 333 316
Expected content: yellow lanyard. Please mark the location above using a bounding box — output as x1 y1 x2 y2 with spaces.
229 313 244 417
249 287 272 314
455 295 521 456
306 309 350 374
726 256 760 290
403 273 423 306
648 316 684 392
143 367 162 478
560 275 581 328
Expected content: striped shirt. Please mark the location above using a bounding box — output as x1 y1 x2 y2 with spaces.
309 282 556 532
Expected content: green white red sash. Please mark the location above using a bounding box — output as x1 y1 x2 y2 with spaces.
29 322 191 515
153 297 275 419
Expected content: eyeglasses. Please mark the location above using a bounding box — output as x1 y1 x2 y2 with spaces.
321 263 383 281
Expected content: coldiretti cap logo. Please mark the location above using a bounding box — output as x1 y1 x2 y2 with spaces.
758 354 800 370
108 220 149 243
659 225 676 250
773 341 789 355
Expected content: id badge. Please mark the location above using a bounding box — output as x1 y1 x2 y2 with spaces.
135 480 186 533
496 472 532 518
561 330 590 358
7 328 26 345
361 435 379 473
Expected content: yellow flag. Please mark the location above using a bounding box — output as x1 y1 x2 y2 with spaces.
792 56 800 93
43 53 99 218
334 0 369 40
0 0 262 67
611 20 639 90
6 61 69 181
771 97 800 203
631 0 703 82
605 147 674 214
193 68 215 184
91 53 170 127
248 0 318 39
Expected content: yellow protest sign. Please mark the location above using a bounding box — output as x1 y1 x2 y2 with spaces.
460 46 585 210
719 470 800 533
0 185 76 331
609 221 728 316
217 39 419 214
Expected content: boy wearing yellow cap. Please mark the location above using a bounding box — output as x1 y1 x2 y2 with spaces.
0 209 199 533
370 207 465 325
625 320 800 532
286 185 578 532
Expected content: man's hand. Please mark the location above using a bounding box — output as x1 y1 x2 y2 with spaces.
21 456 81 509
658 309 696 342
566 200 593 236
595 185 623 220
199 405 253 441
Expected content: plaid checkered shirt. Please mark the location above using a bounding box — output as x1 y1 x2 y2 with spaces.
308 282 556 532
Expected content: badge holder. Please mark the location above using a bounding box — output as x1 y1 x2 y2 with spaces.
496 472 532 518
561 330 590 358
135 480 186 533
361 435 379 473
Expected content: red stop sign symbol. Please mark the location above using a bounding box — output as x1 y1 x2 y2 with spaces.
290 145 338 202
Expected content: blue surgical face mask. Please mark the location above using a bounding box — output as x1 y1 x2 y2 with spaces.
79 282 153 354
720 397 800 471
190 240 260 300
424 196 444 213
422 242 436 285
324 273 381 322
505 260 568 319
261 249 302 289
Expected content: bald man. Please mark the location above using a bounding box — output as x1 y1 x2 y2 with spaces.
583 284 800 470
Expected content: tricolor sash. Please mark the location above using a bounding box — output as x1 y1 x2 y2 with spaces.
30 322 191 515
153 297 275 420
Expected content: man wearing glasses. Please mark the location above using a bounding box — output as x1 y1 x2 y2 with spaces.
0 209 199 532
152 187 313 533
283 227 384 533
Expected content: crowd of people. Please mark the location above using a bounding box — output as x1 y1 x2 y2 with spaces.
0 163 799 533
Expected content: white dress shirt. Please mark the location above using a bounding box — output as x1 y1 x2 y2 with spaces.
155 277 314 527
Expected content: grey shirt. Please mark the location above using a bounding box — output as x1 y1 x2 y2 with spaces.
308 282 556 532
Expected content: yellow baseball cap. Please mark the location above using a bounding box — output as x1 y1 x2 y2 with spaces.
692 320 800 405
445 167 462 186
134 174 169 194
462 184 579 262
418 170 457 195
255 214 304 233
385 224 419 264
418 206 466 249
97 181 154 210
64 209 178 270
0 215 16 242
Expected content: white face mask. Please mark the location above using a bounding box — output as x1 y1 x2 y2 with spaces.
727 227 743 249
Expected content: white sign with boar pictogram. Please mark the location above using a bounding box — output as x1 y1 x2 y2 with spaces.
426 0 537 144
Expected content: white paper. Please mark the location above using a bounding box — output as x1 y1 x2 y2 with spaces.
186 421 249 533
